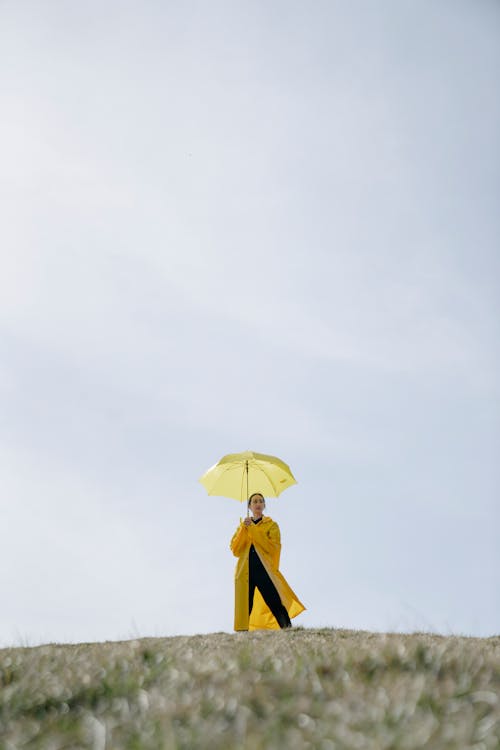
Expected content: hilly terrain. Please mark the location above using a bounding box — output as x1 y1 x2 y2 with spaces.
1 628 498 749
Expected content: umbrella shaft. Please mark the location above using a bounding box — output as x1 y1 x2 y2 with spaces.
246 460 249 516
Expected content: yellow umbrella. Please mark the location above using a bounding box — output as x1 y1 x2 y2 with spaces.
199 450 297 508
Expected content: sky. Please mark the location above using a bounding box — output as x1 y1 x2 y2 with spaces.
1 0 499 647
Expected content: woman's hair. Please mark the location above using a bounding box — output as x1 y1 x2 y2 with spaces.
247 492 265 508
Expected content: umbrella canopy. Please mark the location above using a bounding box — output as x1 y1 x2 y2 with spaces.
199 450 297 502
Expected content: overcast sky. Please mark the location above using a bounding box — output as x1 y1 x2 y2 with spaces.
1 0 499 647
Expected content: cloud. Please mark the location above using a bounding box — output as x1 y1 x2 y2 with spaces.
0 0 498 643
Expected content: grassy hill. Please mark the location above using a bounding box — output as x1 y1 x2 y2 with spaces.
1 628 498 749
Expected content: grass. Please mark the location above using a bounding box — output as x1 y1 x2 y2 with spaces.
0 628 499 749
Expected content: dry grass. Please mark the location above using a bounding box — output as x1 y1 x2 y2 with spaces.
0 628 499 749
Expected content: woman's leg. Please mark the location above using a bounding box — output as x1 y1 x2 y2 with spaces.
250 549 291 628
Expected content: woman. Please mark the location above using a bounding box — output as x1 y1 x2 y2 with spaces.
230 492 305 631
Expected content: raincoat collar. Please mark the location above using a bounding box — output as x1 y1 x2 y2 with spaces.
250 514 273 524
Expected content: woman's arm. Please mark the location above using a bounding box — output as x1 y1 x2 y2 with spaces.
230 523 250 557
248 521 281 557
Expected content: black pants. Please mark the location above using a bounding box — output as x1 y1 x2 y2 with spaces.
249 546 291 628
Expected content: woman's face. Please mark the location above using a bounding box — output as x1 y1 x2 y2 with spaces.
249 494 265 518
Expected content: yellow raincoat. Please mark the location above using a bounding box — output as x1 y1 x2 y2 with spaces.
230 515 305 631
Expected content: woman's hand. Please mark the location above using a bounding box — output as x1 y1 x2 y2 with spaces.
243 517 252 527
